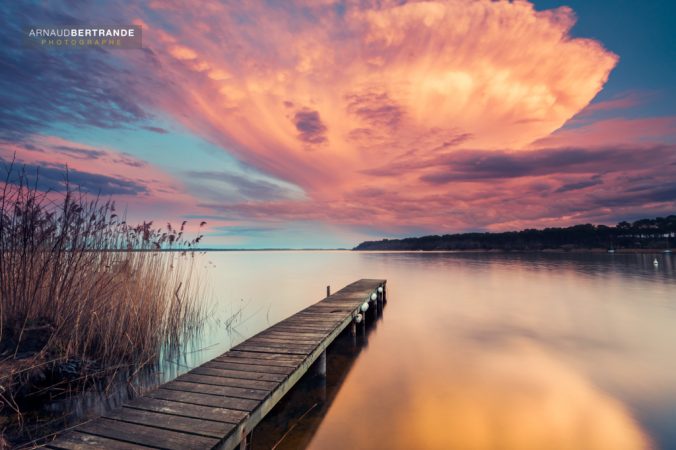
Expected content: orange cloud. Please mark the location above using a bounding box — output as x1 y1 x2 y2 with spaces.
126 0 617 228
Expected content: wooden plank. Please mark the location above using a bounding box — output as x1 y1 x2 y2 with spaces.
225 349 308 360
305 303 359 308
46 431 151 449
215 354 301 368
247 335 322 344
77 418 219 450
236 340 317 352
307 301 360 307
270 324 335 333
301 308 356 315
240 336 319 346
257 331 326 339
279 315 346 322
301 311 356 316
282 314 347 321
318 301 363 307
282 319 342 327
163 380 268 401
270 321 335 328
298 308 354 314
240 341 318 352
252 331 324 342
281 316 343 324
293 312 347 318
125 397 246 424
178 373 278 391
192 365 286 382
274 321 339 329
235 338 321 352
103 407 235 439
205 360 295 375
147 388 259 411
267 328 336 336
232 344 312 355
267 328 334 336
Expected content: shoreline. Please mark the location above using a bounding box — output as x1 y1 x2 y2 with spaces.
350 248 674 254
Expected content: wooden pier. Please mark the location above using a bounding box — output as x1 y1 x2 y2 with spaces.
47 279 387 450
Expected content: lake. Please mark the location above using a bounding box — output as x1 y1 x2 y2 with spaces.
175 251 675 449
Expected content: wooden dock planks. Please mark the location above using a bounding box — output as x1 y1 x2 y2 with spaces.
46 279 386 450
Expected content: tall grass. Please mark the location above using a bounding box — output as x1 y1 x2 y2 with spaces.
0 164 206 420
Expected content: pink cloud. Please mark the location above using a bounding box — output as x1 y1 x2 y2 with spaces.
199 143 676 233
135 1 616 163
115 0 626 231
532 116 676 148
574 92 645 117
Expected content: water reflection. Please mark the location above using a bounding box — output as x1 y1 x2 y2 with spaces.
305 337 650 450
189 251 673 449
253 307 382 450
21 251 676 448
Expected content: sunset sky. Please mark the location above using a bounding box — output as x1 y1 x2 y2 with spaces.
1 0 675 248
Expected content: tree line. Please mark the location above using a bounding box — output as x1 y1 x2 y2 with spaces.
354 215 676 251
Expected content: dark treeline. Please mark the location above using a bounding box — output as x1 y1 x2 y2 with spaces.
354 215 676 251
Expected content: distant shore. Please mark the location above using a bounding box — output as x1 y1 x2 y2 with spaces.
352 248 673 254
353 216 675 253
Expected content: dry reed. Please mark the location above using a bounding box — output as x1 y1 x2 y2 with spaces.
0 163 207 440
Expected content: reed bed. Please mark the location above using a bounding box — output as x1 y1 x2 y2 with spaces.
0 165 207 445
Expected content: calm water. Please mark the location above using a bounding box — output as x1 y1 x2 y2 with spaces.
179 251 676 449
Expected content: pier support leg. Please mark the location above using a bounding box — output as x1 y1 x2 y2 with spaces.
316 350 327 377
239 431 253 450
327 285 331 297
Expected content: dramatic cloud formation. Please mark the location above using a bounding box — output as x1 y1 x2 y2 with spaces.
0 0 673 244
115 0 631 231
135 1 616 182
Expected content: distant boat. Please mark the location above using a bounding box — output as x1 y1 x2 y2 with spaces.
664 249 673 254
608 248 615 253
653 258 659 266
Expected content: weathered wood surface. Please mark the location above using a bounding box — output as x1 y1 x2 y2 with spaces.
46 279 386 450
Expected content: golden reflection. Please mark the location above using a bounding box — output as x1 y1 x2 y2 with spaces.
308 340 651 450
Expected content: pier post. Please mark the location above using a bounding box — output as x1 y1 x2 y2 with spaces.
239 431 253 450
350 319 357 348
327 285 331 297
316 350 327 377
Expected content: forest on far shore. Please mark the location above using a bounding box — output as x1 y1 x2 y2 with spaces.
354 215 676 251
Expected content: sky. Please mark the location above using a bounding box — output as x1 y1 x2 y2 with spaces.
1 0 674 248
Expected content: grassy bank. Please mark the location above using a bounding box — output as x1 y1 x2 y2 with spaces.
0 166 206 446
